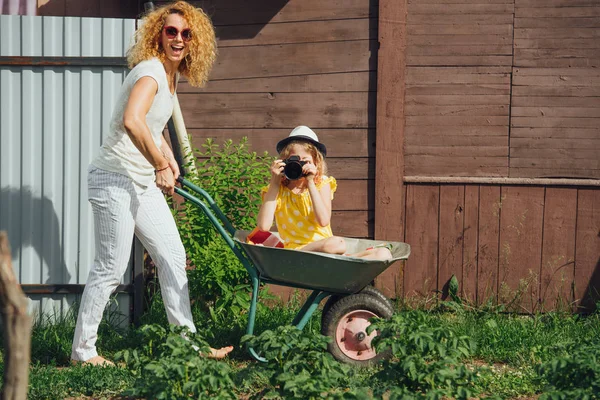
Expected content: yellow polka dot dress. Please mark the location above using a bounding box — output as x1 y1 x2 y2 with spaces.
261 176 337 249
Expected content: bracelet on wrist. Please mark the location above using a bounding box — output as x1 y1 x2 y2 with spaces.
155 165 170 173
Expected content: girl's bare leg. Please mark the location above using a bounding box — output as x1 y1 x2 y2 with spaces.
301 236 346 254
347 247 393 260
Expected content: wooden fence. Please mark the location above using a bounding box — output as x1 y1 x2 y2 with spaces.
31 0 598 310
398 182 599 312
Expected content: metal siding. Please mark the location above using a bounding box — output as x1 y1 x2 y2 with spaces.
0 67 22 277
0 15 137 319
21 67 43 284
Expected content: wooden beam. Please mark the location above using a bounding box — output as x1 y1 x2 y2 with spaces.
404 176 600 187
0 232 32 400
374 0 407 298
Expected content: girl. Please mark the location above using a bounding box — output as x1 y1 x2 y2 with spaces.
257 126 392 260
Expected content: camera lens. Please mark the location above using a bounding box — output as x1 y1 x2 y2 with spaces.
284 161 304 180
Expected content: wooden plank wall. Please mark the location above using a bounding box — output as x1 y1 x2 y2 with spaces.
36 0 139 18
403 0 514 177
170 0 378 240
374 0 407 298
400 0 600 311
511 0 600 178
403 183 600 312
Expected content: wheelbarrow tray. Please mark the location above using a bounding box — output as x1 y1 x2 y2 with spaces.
234 230 410 294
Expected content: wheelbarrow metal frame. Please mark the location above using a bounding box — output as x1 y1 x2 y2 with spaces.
174 177 410 362
175 178 332 361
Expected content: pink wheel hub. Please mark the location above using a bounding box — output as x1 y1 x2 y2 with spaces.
335 309 378 360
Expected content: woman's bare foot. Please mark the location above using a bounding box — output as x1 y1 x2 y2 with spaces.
203 346 234 359
71 355 115 367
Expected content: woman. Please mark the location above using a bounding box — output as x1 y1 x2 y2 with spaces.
71 1 232 366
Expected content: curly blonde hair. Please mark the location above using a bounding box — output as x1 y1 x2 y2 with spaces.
127 1 217 87
279 141 328 186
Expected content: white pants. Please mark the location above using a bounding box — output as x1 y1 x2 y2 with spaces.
71 167 196 361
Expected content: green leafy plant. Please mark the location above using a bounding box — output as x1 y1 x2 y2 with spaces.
537 339 600 399
115 324 237 399
241 325 353 399
448 274 461 304
172 138 271 324
370 311 480 399
177 137 271 245
13 306 600 399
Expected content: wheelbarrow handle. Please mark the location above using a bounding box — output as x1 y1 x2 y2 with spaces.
173 178 258 280
175 177 236 235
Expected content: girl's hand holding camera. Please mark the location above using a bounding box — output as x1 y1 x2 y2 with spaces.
270 159 285 184
302 162 317 182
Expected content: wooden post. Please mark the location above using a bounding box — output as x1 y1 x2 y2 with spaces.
0 232 32 400
374 0 408 298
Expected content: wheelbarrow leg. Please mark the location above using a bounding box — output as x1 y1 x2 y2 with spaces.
246 276 267 362
292 290 331 330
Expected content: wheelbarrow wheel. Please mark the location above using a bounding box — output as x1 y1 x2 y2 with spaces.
321 293 393 366
321 285 394 322
359 285 395 314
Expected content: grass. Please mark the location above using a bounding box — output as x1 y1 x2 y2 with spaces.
2 296 599 399
27 364 135 400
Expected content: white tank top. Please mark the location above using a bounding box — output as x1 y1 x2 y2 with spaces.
92 58 174 192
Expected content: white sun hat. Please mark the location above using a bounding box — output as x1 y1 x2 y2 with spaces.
276 126 327 156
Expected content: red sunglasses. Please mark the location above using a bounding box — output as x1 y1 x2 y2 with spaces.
163 26 192 42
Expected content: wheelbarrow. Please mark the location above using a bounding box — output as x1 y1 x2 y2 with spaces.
174 177 411 366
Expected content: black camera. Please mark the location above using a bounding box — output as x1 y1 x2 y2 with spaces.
283 156 307 180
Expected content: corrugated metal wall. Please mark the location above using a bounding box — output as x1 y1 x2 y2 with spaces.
0 15 137 320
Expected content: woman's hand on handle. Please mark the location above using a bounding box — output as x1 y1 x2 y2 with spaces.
156 167 176 195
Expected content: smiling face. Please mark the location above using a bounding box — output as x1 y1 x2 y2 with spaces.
160 13 190 64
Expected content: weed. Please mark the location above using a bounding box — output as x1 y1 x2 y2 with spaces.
27 363 134 400
28 298 134 366
172 138 271 326
370 311 480 399
537 339 600 399
9 306 600 399
241 325 354 399
115 324 237 399
476 364 539 398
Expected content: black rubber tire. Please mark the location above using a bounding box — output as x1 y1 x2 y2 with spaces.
359 285 395 315
321 286 394 323
321 293 393 366
321 294 342 319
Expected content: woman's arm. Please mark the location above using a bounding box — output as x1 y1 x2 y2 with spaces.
160 137 180 180
123 77 166 169
256 159 284 231
123 76 175 194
